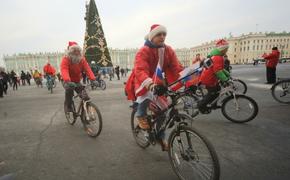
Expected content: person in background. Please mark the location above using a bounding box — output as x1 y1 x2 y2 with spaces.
262 47 280 84
26 71 32 85
20 70 26 86
10 70 18 90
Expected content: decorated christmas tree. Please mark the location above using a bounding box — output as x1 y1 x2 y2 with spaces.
84 0 112 67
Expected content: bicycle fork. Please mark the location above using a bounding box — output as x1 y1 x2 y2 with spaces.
83 101 90 121
175 125 197 162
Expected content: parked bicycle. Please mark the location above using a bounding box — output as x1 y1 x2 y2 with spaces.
64 83 102 137
131 87 220 180
271 77 290 104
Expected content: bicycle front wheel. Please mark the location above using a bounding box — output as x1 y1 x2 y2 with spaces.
81 102 103 137
221 94 258 123
64 101 76 125
168 126 220 180
100 80 106 90
131 110 150 148
271 80 290 104
232 79 247 94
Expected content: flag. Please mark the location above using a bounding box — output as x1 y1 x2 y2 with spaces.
152 48 165 84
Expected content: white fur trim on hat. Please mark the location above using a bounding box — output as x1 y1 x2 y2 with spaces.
66 44 82 55
216 45 229 51
144 25 167 41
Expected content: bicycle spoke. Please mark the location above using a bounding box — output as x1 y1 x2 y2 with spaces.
170 128 218 180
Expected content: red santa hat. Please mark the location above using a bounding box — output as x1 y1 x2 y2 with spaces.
144 24 167 41
215 39 229 51
67 41 82 53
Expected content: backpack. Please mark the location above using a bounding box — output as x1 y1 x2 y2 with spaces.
125 71 136 101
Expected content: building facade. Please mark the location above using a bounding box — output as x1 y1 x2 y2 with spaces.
3 48 192 74
191 32 290 64
4 32 290 73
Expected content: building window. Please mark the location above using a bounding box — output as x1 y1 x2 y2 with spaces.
261 40 263 43
257 40 259 43
273 39 275 42
248 41 250 44
244 47 246 51
253 45 255 50
261 45 263 50
240 47 242 51
254 40 255 43
257 46 259 50
270 39 272 42
234 55 236 58
234 48 236 52
247 46 249 50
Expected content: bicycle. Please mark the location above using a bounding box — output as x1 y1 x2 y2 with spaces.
91 77 106 90
64 84 102 137
178 78 258 123
271 78 290 104
131 88 220 180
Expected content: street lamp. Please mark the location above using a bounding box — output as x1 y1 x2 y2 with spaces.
280 45 285 58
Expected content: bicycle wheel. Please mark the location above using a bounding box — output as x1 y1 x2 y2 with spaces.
232 79 247 94
53 80 57 88
100 80 106 90
176 95 199 118
221 94 258 123
50 82 53 94
271 80 290 104
168 126 220 180
81 102 102 137
131 110 150 148
64 101 77 125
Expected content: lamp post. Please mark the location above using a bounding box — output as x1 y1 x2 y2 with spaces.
280 45 285 58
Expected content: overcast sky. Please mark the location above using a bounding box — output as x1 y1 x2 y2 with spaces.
1 0 290 66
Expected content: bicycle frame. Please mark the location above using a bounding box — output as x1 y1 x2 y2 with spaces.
72 87 91 120
146 92 191 138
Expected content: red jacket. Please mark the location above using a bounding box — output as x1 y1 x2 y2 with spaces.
199 55 224 87
125 45 183 100
60 56 95 83
43 64 56 76
263 50 280 68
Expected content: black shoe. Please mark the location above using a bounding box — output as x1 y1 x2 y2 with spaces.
198 107 211 114
210 103 221 110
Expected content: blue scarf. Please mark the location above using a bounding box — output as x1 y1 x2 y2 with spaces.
144 40 164 48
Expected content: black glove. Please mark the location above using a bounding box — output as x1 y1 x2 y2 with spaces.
153 84 167 96
64 82 77 89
